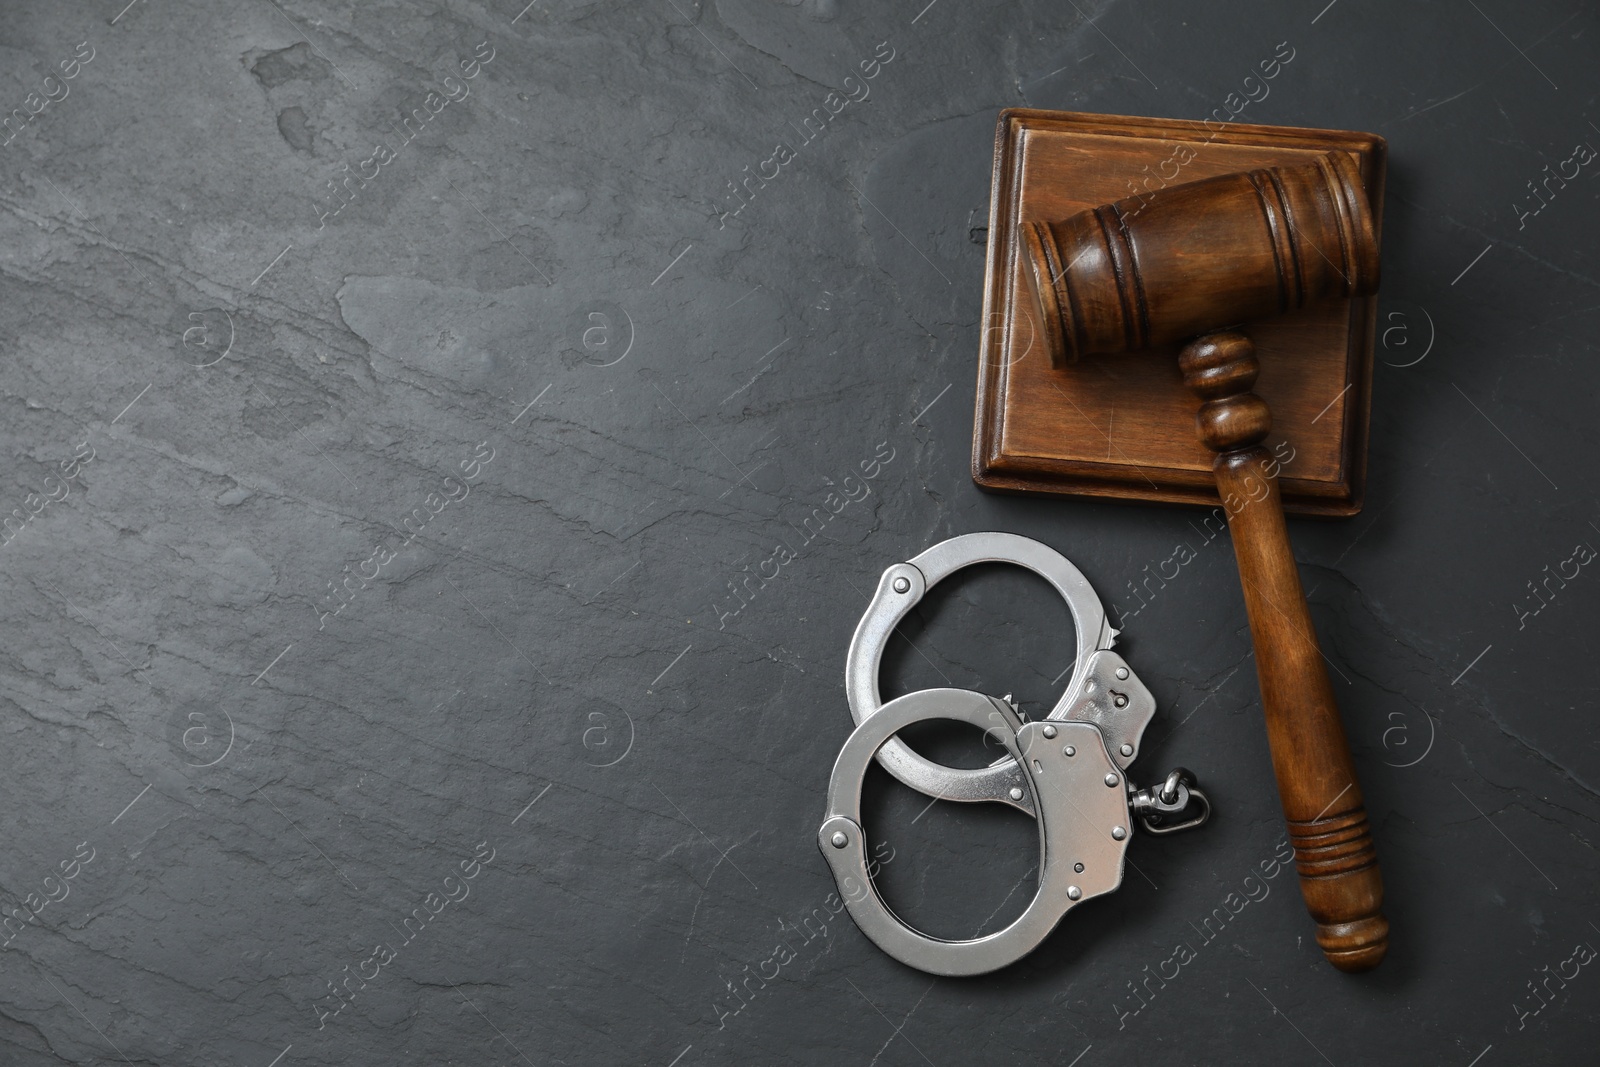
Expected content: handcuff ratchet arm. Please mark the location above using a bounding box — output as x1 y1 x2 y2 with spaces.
818 689 1131 976
843 533 1156 813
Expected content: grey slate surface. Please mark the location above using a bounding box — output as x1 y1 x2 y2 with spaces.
1 1 1597 1064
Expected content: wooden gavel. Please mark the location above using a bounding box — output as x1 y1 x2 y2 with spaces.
1021 151 1387 972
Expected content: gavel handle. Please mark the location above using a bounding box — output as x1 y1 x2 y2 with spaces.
1180 332 1388 973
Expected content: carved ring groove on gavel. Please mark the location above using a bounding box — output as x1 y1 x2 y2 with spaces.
1021 150 1388 973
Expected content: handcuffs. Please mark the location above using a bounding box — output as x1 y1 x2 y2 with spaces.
818 533 1210 976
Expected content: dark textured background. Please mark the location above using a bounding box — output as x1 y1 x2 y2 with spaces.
1 1 1596 1064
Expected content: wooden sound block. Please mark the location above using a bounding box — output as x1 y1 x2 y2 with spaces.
972 109 1386 517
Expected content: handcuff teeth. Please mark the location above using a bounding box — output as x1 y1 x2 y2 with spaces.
844 533 1147 810
818 690 1132 976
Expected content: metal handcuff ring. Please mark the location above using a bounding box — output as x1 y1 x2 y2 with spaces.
845 531 1154 815
821 533 1210 975
819 687 1132 976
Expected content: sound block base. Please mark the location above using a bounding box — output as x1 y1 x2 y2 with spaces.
972 109 1386 516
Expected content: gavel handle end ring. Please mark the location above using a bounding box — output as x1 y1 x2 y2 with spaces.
1293 809 1389 972
1319 916 1389 973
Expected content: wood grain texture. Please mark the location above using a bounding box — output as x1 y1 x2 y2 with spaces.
1023 152 1379 365
1181 333 1388 972
972 109 1387 515
971 112 1392 973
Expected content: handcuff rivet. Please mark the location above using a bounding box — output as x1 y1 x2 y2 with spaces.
1113 694 1128 708
892 576 911 593
1120 743 1134 757
1104 773 1119 787
1112 826 1127 841
830 831 848 848
1067 886 1082 901
1074 862 1084 873
1063 746 1076 757
1042 725 1057 739
1115 667 1129 680
1008 786 1024 801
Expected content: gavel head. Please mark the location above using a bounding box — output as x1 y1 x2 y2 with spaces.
1022 150 1380 367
